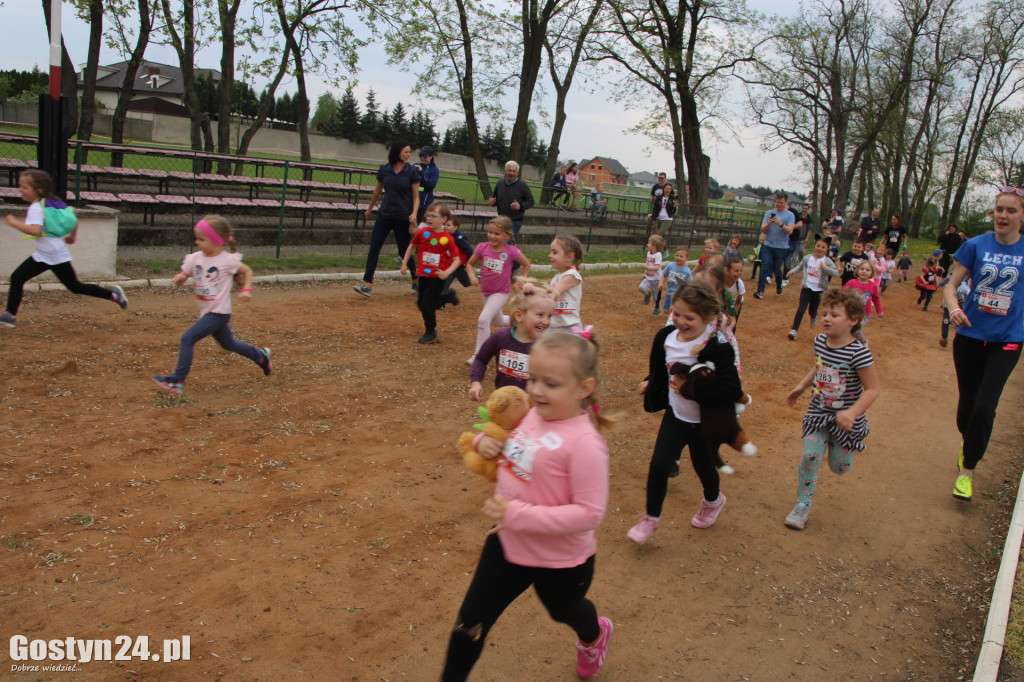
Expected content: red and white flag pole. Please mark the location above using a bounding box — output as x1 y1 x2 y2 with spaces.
49 0 62 100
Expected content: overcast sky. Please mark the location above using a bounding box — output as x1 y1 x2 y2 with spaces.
0 0 808 194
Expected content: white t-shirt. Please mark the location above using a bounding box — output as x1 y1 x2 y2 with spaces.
182 250 243 316
550 267 583 329
804 255 830 292
665 327 711 423
26 201 72 266
645 251 663 281
727 278 746 299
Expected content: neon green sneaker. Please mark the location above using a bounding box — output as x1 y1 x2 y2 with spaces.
953 475 973 501
957 443 964 472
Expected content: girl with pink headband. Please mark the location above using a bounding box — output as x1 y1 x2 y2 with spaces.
152 215 271 395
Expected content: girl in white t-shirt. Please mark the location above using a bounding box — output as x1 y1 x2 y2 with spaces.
548 234 584 332
0 170 128 329
152 215 271 395
785 237 839 341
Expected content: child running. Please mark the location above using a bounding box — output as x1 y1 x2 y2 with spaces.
629 280 741 543
878 248 896 293
897 252 912 282
1 169 128 328
843 260 884 345
785 237 838 341
152 215 271 395
549 234 584 332
916 256 940 311
639 234 665 315
468 280 554 401
723 235 742 261
464 215 531 365
441 330 615 681
749 233 765 282
658 246 693 318
400 202 462 344
783 289 880 530
939 272 970 348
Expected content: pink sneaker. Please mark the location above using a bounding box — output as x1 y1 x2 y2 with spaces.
691 493 726 528
576 616 613 679
626 515 659 544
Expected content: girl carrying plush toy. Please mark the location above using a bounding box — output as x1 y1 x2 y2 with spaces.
629 280 743 545
442 329 616 681
469 279 554 402
464 215 532 366
1 169 128 329
783 288 880 531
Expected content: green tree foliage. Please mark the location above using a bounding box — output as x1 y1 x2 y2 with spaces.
0 67 49 101
311 87 438 147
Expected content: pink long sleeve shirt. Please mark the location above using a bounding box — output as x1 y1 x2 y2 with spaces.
495 409 609 569
844 278 884 316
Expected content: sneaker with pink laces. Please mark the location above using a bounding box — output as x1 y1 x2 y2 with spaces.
691 493 726 528
576 616 613 679
626 515 659 544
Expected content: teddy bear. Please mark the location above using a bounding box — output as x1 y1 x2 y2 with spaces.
671 361 757 457
457 386 531 481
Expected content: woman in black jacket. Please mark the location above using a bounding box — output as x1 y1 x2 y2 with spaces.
628 280 742 544
647 183 677 239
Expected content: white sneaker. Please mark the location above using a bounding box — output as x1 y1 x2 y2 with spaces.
787 329 797 340
718 464 735 475
782 278 789 287
810 316 818 328
466 356 475 367
785 502 811 530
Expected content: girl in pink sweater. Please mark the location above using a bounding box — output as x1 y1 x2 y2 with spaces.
843 260 884 345
442 330 615 681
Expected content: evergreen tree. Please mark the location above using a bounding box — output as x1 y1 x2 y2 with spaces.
277 92 294 124
194 74 218 118
361 89 380 142
337 84 362 142
390 102 408 141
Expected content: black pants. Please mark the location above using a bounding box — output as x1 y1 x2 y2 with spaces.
362 216 412 284
952 334 1021 469
441 534 598 682
750 260 760 281
646 410 718 517
917 289 935 307
441 266 472 298
6 257 112 315
791 288 823 332
416 276 445 332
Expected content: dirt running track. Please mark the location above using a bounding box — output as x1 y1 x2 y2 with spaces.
1 272 1022 681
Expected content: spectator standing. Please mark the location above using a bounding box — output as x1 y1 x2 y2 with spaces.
754 193 796 299
884 214 907 254
937 225 962 274
858 208 883 248
791 204 814 267
490 160 535 239
415 146 439 223
647 183 677 241
565 162 580 211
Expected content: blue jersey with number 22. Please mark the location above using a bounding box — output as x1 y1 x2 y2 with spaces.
954 233 1024 343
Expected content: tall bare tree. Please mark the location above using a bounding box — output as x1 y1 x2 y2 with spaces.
75 0 105 153
106 0 153 165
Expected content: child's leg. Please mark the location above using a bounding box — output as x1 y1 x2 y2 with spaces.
880 278 889 293
533 554 600 643
209 318 267 369
49 261 114 302
475 293 509 354
168 313 230 383
941 307 951 342
807 289 822 322
791 287 812 331
923 290 934 308
644 411 691 517
417 277 445 332
442 534 533 682
825 435 856 476
684 423 720 502
796 430 830 504
653 287 662 310
750 261 760 281
5 257 51 315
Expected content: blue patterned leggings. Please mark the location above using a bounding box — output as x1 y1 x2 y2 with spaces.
797 430 855 504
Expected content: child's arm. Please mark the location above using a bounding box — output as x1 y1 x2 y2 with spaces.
399 242 417 275
872 286 883 316
466 252 481 286
944 262 971 328
469 334 500 401
787 366 817 407
63 225 79 245
552 272 579 296
235 263 254 302
439 256 461 280
836 363 880 431
4 214 43 237
515 252 531 279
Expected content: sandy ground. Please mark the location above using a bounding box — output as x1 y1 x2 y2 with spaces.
0 272 1021 681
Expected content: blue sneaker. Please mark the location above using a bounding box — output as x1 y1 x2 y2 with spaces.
152 375 184 395
260 348 272 376
353 285 372 297
0 311 15 328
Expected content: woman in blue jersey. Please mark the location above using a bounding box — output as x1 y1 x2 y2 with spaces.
945 187 1024 502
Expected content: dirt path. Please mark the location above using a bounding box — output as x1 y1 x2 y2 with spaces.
0 274 1020 680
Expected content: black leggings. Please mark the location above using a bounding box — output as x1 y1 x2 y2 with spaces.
791 288 823 331
362 216 412 284
416 276 445 332
6 257 112 315
646 410 718 517
441 534 598 682
952 334 1021 469
917 289 935 307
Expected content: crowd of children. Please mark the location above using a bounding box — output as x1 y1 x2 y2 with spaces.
8 168 1023 680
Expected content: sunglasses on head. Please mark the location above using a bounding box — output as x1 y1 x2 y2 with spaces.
1001 186 1024 197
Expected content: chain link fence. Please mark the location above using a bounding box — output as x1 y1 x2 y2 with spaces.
0 132 766 258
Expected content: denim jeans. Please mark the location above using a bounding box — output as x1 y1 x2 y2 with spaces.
758 246 789 293
169 313 264 383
